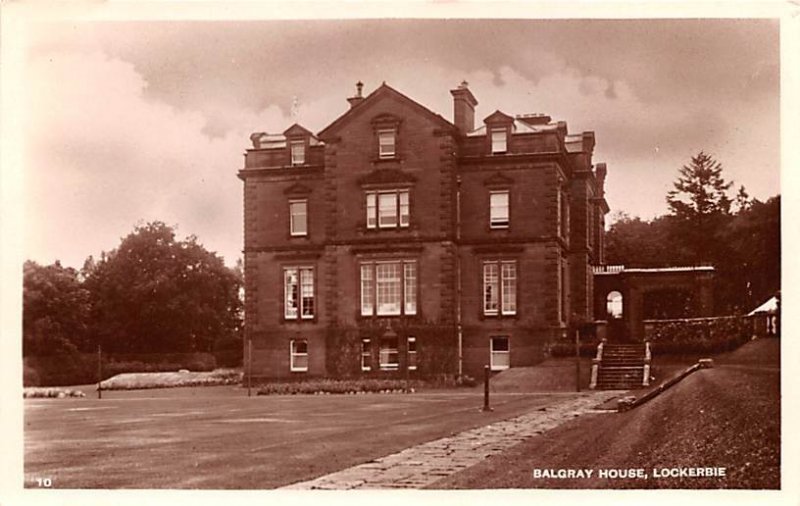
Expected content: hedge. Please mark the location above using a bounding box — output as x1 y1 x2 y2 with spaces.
256 378 421 395
23 352 219 387
644 316 751 355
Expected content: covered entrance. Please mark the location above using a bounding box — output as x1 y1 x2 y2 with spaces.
593 265 714 341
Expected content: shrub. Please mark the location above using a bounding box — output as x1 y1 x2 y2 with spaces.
546 341 600 358
256 378 420 396
644 316 751 355
23 387 86 398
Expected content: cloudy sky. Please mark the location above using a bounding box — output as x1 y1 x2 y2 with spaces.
18 17 779 269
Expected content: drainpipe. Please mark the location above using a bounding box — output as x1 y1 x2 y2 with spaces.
456 174 463 378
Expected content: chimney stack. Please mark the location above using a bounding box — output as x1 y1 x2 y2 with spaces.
450 80 478 134
595 162 607 197
347 81 365 108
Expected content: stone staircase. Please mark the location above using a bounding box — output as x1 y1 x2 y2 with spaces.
590 342 651 390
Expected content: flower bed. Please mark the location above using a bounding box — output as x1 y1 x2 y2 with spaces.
24 388 86 399
256 378 421 396
99 368 242 390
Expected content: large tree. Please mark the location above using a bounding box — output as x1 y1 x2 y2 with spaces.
23 261 91 356
666 151 734 263
605 212 693 267
83 222 242 353
715 196 781 313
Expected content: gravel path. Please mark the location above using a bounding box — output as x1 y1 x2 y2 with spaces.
281 391 617 489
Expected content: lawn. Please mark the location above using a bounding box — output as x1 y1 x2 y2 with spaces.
24 386 581 489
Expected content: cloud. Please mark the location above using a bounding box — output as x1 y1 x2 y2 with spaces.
23 50 268 268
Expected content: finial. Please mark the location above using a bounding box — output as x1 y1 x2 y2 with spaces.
356 81 364 97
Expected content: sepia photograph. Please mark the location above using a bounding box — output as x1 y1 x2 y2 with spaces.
1 2 796 504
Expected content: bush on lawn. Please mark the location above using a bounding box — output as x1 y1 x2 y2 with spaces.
256 378 420 395
546 341 601 358
100 368 242 390
23 387 86 398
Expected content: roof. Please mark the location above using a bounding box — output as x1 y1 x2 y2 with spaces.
466 118 560 137
593 265 715 275
249 130 323 150
317 82 455 140
748 296 778 316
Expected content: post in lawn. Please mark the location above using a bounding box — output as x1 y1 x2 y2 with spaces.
97 344 102 399
482 365 493 412
575 329 581 392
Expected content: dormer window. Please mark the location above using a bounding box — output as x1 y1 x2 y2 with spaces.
378 129 396 159
491 128 507 154
290 140 305 165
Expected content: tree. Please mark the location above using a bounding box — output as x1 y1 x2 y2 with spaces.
23 261 91 356
605 212 692 267
83 222 242 354
666 151 734 263
715 196 781 313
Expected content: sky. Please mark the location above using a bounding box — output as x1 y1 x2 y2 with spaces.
16 17 780 269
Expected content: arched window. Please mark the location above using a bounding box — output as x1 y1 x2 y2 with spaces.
606 291 623 319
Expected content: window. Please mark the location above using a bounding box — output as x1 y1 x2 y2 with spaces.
360 260 417 316
501 262 517 314
490 336 510 370
379 336 399 370
290 140 305 165
607 291 623 319
378 129 396 159
490 191 509 228
361 339 372 371
491 128 507 153
290 339 308 372
483 261 517 316
560 260 568 323
289 200 307 236
366 190 410 229
558 190 569 238
407 336 417 371
284 267 314 319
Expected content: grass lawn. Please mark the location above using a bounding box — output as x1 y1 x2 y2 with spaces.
24 386 585 489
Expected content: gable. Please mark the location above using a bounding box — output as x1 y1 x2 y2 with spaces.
283 123 314 138
318 83 455 140
484 110 514 125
